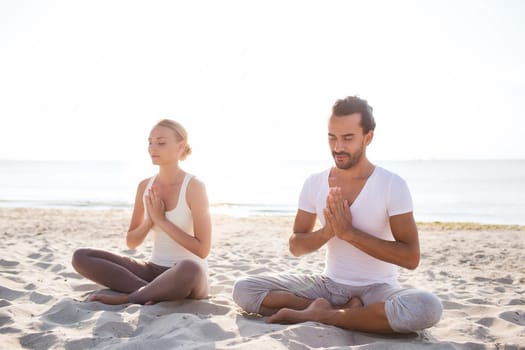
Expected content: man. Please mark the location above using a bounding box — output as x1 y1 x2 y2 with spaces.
232 96 442 333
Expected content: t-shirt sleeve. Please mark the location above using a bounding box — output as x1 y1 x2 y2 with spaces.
298 175 316 213
387 174 413 216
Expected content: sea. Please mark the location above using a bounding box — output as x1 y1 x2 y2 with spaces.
1 159 524 225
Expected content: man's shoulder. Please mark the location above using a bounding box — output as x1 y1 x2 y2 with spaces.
374 166 405 182
304 168 331 183
373 166 411 196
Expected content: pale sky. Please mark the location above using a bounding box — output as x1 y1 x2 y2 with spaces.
1 0 524 167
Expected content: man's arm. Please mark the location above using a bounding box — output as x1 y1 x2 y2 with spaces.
289 209 334 257
326 187 420 269
344 212 420 270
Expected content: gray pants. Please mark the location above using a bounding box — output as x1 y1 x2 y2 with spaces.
232 273 442 333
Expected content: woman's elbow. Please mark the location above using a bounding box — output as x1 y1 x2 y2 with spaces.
196 244 211 259
126 236 139 250
196 250 209 259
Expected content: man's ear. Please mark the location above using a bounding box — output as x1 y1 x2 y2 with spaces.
365 130 374 146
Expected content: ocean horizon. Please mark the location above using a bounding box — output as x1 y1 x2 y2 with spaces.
1 159 524 226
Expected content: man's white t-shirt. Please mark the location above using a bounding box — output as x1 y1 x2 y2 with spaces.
298 166 413 287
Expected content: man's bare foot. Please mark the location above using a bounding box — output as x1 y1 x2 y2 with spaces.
342 296 363 309
91 293 130 305
267 298 333 324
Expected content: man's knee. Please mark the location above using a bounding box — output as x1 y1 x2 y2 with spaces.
386 290 443 333
232 276 264 314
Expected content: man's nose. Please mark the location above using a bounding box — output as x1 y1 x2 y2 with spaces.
333 140 344 152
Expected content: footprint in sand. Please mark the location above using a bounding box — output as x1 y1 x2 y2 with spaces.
0 312 14 327
467 298 494 305
51 264 66 273
24 283 37 291
30 291 54 304
94 321 136 338
494 276 514 284
0 259 19 267
0 286 25 301
60 271 84 279
38 246 53 253
441 300 464 310
35 262 52 269
500 311 525 326
62 337 102 349
19 332 58 349
475 317 495 327
40 299 96 325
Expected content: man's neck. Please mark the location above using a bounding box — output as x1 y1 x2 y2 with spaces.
332 159 375 180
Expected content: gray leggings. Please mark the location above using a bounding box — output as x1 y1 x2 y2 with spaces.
233 273 442 333
72 248 207 304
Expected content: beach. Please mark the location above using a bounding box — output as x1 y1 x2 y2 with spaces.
0 208 524 349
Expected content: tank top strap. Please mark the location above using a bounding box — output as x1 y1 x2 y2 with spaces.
177 173 193 206
145 174 157 191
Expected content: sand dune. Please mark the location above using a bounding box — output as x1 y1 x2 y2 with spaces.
0 208 524 349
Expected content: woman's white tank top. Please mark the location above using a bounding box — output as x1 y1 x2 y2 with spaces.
144 173 208 271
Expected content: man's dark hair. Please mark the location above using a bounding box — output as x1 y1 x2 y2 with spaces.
332 96 376 134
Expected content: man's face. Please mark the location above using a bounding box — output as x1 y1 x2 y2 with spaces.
328 113 370 169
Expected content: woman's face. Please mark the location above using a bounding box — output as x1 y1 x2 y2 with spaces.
148 125 184 165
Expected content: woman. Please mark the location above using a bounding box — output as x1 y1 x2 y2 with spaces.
72 119 211 305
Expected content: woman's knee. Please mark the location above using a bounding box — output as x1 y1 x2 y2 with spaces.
176 259 205 285
71 248 92 273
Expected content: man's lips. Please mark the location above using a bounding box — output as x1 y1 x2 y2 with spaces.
334 153 349 161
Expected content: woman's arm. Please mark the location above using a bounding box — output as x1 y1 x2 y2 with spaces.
150 177 212 259
126 179 153 249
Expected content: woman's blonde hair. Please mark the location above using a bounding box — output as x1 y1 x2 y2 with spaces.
154 119 192 160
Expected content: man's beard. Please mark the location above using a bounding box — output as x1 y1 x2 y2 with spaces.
332 146 363 170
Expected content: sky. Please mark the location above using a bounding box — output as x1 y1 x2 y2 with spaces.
1 0 524 169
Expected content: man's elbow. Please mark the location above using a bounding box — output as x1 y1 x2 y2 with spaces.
404 253 420 270
289 245 301 257
288 237 303 257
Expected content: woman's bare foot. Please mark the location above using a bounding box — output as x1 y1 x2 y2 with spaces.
267 298 333 324
91 293 130 305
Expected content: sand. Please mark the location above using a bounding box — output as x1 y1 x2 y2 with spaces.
0 208 524 349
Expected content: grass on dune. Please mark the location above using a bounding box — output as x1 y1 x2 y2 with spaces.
417 221 525 231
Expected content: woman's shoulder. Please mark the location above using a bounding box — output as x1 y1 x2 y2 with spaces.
187 174 206 191
185 174 208 199
137 175 155 191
